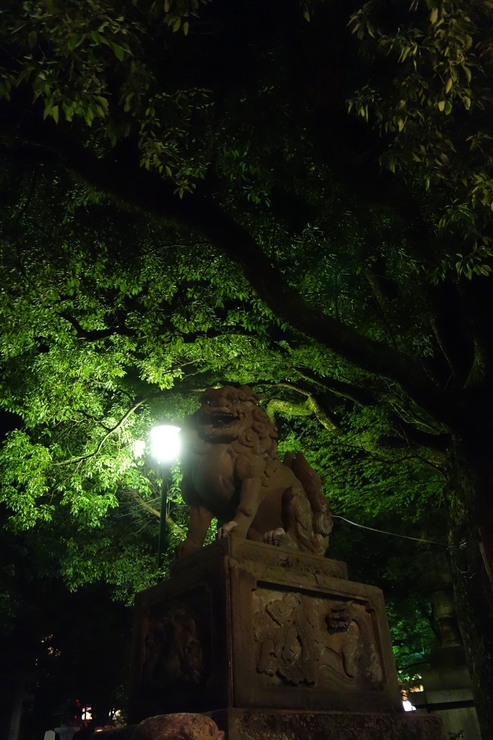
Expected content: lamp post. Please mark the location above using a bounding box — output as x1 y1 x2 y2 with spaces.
150 424 181 570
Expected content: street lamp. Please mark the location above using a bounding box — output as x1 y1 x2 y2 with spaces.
150 424 181 570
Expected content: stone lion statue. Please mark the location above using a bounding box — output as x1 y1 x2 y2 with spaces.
175 385 332 558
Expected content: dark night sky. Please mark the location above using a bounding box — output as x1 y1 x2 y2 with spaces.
0 409 21 444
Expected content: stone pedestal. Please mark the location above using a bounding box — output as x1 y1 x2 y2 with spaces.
208 708 445 740
129 539 446 739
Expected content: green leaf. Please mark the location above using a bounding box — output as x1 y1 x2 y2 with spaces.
113 44 125 61
68 34 79 51
43 100 53 119
62 103 74 122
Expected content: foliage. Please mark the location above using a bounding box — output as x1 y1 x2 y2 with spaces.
0 163 444 569
348 0 493 279
1 0 493 731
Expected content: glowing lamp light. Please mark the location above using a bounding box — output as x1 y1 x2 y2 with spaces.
132 439 146 458
150 424 181 464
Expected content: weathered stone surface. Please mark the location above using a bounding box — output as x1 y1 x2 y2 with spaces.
90 715 224 740
129 538 400 721
171 535 348 582
93 711 447 740
135 714 224 740
208 709 448 740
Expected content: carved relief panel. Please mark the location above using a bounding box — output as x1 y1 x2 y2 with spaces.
252 588 383 692
129 559 230 722
142 591 211 696
228 542 401 712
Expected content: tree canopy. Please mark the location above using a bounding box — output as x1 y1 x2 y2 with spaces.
1 0 493 735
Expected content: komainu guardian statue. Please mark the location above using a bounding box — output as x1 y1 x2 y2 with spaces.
176 385 332 558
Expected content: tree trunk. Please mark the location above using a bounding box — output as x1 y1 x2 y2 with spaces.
7 673 29 740
447 438 493 740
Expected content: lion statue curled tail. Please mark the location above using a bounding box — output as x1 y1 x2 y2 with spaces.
175 385 332 558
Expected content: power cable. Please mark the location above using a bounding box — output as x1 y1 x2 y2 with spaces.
332 514 444 546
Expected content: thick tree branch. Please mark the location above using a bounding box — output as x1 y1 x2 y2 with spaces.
391 418 451 454
59 310 257 345
277 381 340 431
427 282 475 388
123 488 187 537
266 390 339 432
266 398 312 420
305 395 339 432
1 103 458 425
294 367 378 406
379 430 450 458
125 487 160 518
60 312 136 341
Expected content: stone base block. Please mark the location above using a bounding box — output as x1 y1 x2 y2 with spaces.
129 538 403 721
208 708 448 740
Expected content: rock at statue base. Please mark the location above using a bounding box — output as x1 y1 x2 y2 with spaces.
135 714 224 740
129 538 447 739
89 714 224 740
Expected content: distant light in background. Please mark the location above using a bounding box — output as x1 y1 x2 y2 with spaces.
401 691 417 712
150 424 181 463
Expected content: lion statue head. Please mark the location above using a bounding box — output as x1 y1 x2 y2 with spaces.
187 385 278 457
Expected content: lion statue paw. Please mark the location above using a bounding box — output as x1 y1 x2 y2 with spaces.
263 528 300 550
216 520 238 540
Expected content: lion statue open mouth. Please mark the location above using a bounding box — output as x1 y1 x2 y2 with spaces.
175 385 332 558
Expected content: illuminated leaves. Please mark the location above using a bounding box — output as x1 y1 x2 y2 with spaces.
348 0 493 278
